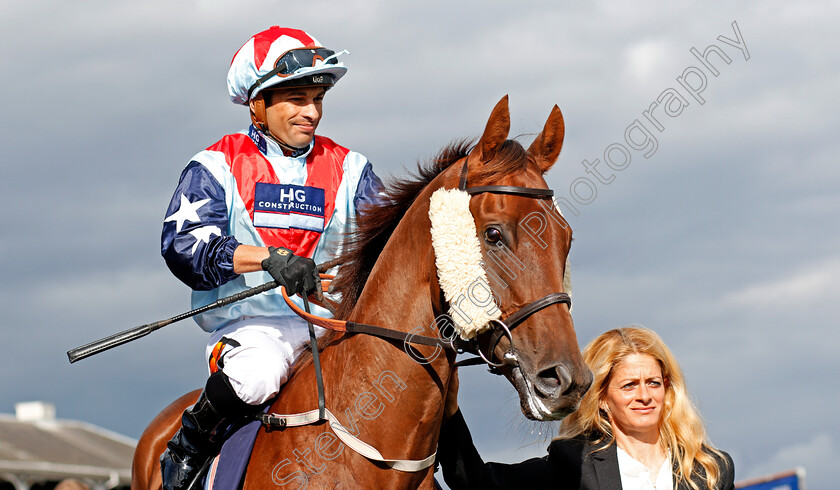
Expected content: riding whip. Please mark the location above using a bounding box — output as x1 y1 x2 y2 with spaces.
66 280 278 363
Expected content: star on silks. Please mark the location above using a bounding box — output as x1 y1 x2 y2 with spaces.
189 225 222 254
164 194 210 232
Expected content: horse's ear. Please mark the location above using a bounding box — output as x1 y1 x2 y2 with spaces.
528 105 565 172
474 95 511 165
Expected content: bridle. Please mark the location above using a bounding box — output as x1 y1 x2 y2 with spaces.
450 157 572 373
281 156 573 374
265 154 574 467
270 156 572 444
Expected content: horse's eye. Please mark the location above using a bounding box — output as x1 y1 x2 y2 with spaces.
484 227 503 244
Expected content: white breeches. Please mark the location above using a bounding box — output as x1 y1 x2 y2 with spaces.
205 317 324 405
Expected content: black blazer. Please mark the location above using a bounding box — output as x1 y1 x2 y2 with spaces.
437 410 734 490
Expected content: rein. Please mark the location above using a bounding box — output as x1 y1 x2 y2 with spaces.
262 288 446 472
279 282 456 350
260 156 571 471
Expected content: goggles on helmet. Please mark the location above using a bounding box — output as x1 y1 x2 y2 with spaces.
247 47 339 100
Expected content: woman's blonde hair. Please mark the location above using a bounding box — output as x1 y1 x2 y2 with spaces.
557 327 725 490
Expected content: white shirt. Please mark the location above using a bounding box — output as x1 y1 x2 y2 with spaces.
617 447 674 490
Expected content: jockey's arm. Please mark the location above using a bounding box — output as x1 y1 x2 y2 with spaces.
232 244 271 274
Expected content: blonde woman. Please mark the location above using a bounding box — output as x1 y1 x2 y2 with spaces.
438 327 734 489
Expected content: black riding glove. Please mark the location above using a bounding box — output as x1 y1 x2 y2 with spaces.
261 247 322 299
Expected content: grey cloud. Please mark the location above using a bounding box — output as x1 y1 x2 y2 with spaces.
2 1 838 489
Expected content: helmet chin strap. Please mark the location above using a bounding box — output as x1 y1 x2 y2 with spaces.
249 93 308 157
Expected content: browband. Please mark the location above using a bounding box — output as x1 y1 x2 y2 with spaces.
458 160 554 198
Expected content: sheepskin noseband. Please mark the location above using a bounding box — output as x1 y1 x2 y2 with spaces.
429 188 501 340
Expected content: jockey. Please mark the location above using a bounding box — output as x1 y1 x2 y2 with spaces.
159 26 384 489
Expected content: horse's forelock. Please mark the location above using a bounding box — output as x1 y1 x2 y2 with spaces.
471 139 534 184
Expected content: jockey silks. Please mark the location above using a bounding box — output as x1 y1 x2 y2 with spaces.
162 125 384 332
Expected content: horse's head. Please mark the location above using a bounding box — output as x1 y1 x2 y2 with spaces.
436 96 593 420
332 95 592 421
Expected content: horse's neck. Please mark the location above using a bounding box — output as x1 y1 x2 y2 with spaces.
349 185 447 338
326 192 453 459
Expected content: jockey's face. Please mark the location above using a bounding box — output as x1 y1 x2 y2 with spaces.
262 86 326 149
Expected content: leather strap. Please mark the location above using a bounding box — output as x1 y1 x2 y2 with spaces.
453 356 487 368
485 292 571 362
345 321 453 349
280 285 454 350
261 407 437 472
504 292 571 330
458 159 554 198
466 185 553 198
303 297 326 421
249 93 268 132
458 158 470 190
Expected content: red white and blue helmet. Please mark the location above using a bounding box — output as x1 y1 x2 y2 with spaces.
227 27 348 105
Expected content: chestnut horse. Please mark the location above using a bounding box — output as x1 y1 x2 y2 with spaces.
133 96 592 489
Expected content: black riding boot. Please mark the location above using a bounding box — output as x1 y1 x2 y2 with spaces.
160 371 261 490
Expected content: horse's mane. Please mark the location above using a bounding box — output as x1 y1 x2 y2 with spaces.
330 137 530 320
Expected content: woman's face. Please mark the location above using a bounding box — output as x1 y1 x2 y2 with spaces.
603 353 666 441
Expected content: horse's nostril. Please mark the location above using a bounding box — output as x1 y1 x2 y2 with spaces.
535 365 572 398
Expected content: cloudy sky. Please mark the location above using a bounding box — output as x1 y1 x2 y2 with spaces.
2 0 838 488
